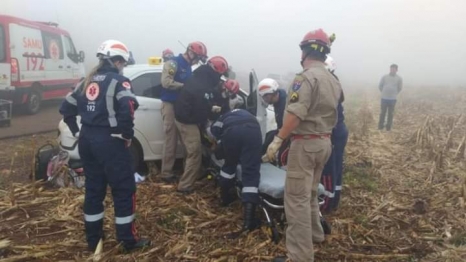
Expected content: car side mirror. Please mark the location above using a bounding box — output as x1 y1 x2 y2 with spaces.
79 51 85 63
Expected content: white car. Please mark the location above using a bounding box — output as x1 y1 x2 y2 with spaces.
57 59 276 171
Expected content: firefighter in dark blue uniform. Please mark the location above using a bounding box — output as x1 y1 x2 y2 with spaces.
160 41 208 183
59 40 150 252
321 55 349 212
210 109 262 231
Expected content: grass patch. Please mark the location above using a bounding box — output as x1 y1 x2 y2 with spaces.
344 164 378 192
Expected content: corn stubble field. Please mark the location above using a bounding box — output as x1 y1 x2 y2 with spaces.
1 85 466 262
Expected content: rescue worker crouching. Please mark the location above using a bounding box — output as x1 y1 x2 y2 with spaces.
264 29 342 262
160 41 208 183
59 40 150 252
174 56 229 194
210 109 262 232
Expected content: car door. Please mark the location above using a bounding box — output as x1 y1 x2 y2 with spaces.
248 69 268 143
41 31 66 80
62 35 83 81
0 24 10 91
130 71 183 160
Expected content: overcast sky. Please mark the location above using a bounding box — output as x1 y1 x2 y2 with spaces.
3 0 466 88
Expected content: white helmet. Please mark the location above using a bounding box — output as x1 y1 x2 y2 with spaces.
258 78 279 97
325 55 336 72
96 39 130 62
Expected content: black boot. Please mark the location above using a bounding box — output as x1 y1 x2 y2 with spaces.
243 202 258 231
122 238 151 253
220 187 236 206
271 256 289 262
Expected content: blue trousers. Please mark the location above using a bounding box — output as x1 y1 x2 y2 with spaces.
321 123 349 212
378 99 397 131
218 124 262 204
79 126 138 249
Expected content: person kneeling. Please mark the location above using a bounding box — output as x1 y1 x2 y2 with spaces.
210 109 262 232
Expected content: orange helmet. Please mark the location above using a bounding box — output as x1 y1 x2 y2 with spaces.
299 29 331 58
187 41 208 62
162 48 174 59
223 79 240 94
208 56 229 75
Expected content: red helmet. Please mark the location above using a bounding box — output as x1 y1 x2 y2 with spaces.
162 48 174 58
299 28 331 54
187 41 208 60
223 79 240 94
208 56 229 74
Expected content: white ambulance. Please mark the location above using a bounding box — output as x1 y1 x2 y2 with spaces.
0 14 85 114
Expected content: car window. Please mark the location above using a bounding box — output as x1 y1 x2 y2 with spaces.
0 25 5 62
63 36 78 63
131 72 162 98
41 31 64 60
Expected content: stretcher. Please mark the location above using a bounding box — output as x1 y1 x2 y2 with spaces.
205 154 331 243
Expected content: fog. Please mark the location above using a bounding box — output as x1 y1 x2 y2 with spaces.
3 0 466 87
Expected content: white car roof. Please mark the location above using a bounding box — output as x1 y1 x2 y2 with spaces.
123 64 163 79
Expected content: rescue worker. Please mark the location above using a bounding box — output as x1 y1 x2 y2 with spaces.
258 78 287 129
59 40 150 252
264 29 342 262
210 109 262 231
259 78 288 155
162 48 174 62
321 55 349 212
160 41 208 183
174 56 229 194
210 79 240 120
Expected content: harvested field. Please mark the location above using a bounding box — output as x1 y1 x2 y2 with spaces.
1 86 466 262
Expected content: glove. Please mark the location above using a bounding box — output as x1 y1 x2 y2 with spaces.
111 134 132 148
265 136 284 162
261 154 270 163
73 131 80 138
212 105 222 113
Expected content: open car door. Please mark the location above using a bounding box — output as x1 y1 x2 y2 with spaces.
246 69 268 143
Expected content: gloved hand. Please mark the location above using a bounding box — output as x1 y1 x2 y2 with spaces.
211 105 222 113
261 154 270 163
265 136 284 162
111 134 132 148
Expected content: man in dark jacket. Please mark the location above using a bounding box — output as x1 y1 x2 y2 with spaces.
174 56 229 194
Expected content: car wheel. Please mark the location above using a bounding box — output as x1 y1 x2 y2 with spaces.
25 90 41 115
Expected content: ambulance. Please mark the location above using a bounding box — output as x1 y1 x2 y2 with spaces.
0 14 85 114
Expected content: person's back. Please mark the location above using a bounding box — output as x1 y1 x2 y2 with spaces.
174 65 220 125
290 64 341 136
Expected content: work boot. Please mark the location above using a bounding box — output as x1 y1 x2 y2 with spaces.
242 202 259 231
176 188 194 195
161 175 177 184
220 187 236 206
122 238 151 253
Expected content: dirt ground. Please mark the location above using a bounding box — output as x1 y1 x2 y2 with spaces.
1 86 466 261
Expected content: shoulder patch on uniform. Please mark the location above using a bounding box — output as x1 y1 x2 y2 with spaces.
289 92 299 103
86 83 100 101
170 61 178 73
122 81 131 90
292 75 304 91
